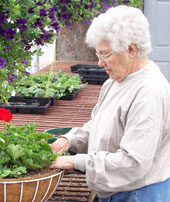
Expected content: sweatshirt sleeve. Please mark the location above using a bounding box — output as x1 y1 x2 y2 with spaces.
62 120 92 154
62 103 98 154
74 86 163 193
61 79 113 154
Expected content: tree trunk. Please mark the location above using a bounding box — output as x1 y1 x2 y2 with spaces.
57 22 97 61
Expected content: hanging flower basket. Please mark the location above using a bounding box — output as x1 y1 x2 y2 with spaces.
0 108 66 202
0 169 64 202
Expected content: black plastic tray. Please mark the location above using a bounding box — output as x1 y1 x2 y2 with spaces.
80 74 109 79
70 64 104 73
59 89 79 100
81 78 107 85
78 66 107 76
0 97 51 114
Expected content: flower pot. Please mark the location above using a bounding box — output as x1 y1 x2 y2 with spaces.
0 169 64 202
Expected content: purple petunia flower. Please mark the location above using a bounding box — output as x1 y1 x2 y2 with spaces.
21 71 30 77
8 74 17 82
21 58 28 67
36 38 44 46
51 21 60 31
105 5 111 11
84 4 89 9
90 0 94 9
49 6 57 14
34 18 43 27
17 18 27 30
65 0 71 3
0 26 5 37
59 0 71 3
40 9 47 17
62 6 67 12
62 13 72 20
5 28 16 40
124 0 130 3
42 31 53 41
49 14 57 21
101 0 107 5
0 57 6 69
28 7 34 13
86 20 92 24
36 1 43 6
0 13 8 24
5 46 10 52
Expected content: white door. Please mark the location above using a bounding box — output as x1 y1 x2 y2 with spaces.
144 0 170 82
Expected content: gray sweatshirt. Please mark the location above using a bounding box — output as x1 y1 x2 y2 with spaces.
63 61 170 198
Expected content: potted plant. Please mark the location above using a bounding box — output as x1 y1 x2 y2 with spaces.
0 108 65 201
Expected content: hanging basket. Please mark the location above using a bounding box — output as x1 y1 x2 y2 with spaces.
0 169 64 202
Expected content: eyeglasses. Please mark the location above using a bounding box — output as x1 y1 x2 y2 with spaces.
96 50 114 61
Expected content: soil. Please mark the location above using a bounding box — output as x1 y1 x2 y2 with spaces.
21 167 61 177
0 168 62 181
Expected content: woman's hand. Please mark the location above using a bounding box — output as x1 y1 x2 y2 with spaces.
49 156 74 169
50 137 70 153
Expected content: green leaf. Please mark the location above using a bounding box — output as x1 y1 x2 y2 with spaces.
24 159 42 169
0 168 12 178
0 151 11 164
7 144 25 161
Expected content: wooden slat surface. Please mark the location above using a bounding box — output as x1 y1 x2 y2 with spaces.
0 61 101 202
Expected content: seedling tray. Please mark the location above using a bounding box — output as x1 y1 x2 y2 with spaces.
9 96 54 106
0 97 51 114
80 74 109 79
70 64 104 73
59 89 80 100
78 66 107 76
81 77 107 85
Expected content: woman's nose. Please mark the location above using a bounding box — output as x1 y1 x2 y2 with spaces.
98 58 106 67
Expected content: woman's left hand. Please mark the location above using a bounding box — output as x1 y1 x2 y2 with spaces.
49 156 74 169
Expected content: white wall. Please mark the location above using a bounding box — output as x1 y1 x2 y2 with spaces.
31 40 56 73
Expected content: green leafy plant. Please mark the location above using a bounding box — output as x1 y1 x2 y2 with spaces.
14 70 86 99
0 0 62 103
0 107 63 179
51 0 143 26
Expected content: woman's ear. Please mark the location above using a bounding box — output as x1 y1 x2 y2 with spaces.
128 43 138 58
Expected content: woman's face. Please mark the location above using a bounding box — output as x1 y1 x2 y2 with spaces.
96 39 136 82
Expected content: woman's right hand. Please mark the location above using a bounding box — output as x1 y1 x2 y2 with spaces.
50 137 70 153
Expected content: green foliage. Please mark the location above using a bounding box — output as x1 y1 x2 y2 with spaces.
0 123 63 178
0 0 59 102
51 0 143 26
14 70 86 99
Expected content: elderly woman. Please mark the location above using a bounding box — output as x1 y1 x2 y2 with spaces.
50 5 170 202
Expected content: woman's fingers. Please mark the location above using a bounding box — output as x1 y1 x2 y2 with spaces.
50 137 70 153
49 156 74 169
